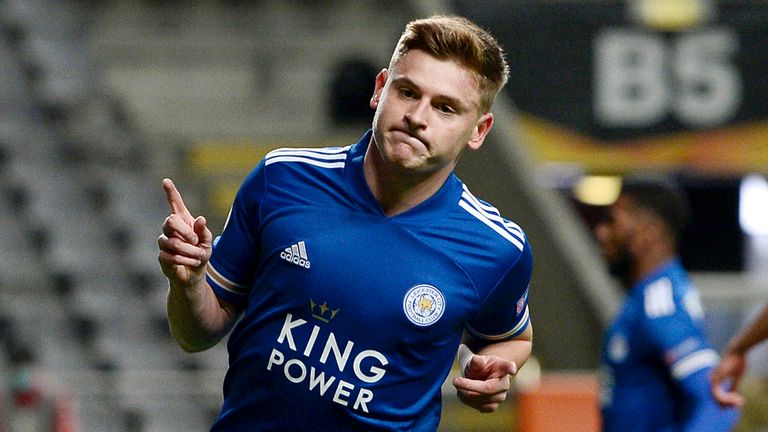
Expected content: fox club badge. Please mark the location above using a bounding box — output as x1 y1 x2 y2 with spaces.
403 284 445 327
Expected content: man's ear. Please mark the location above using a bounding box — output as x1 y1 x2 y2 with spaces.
646 217 671 244
467 113 494 151
370 68 388 109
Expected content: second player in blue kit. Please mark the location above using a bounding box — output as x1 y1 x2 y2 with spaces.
596 175 740 432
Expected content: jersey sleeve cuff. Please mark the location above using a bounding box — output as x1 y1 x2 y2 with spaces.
466 305 530 341
206 263 249 305
670 348 719 380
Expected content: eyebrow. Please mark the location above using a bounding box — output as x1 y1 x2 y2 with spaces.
390 76 474 112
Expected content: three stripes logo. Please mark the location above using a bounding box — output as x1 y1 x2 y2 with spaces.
280 241 311 269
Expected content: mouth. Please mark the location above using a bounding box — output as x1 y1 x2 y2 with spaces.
391 129 428 150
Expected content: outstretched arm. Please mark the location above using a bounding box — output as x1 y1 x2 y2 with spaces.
452 324 533 413
711 303 768 407
158 179 239 352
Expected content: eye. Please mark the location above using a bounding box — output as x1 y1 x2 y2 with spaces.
436 104 456 114
398 87 417 99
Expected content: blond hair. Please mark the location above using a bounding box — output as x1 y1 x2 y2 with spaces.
389 15 510 113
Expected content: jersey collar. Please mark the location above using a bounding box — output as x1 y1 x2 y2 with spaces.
344 130 464 221
631 257 683 296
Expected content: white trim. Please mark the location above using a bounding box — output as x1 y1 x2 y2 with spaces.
467 306 529 340
266 149 349 161
265 156 347 168
461 190 525 241
266 146 350 157
671 349 719 380
206 263 248 295
459 199 524 251
462 186 525 238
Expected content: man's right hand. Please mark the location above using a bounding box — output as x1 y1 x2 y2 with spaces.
158 178 213 287
710 351 747 408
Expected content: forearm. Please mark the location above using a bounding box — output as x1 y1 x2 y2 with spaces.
167 278 238 352
465 324 533 370
454 325 533 413
726 304 768 355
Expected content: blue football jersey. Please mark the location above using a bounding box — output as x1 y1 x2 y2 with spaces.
600 259 739 432
204 131 533 431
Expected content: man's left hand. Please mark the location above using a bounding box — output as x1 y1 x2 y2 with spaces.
452 349 517 413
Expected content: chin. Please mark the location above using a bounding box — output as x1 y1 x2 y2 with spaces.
388 144 422 165
608 256 634 289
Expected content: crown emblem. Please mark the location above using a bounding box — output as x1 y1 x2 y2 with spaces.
310 299 339 323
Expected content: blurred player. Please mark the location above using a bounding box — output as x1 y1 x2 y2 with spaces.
711 302 768 407
595 175 739 431
158 15 533 431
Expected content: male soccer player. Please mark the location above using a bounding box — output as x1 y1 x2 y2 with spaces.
158 15 533 431
595 175 739 431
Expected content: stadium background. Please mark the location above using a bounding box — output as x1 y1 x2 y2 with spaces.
0 0 765 430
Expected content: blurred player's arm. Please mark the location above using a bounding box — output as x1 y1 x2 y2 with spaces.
453 324 533 413
647 304 740 429
711 303 768 407
724 303 768 355
158 179 240 352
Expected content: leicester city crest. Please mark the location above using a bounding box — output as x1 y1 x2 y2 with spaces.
403 284 446 327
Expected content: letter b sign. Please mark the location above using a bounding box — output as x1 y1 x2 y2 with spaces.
594 28 741 128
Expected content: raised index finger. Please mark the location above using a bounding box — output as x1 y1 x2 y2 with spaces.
163 178 194 222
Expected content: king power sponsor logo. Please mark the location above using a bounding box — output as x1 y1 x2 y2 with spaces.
267 313 389 413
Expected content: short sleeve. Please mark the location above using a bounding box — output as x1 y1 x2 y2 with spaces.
206 161 266 306
642 279 739 430
466 240 533 341
641 280 718 384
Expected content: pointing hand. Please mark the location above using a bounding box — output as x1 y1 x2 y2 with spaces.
158 179 213 287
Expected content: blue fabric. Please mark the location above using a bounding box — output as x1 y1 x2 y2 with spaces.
205 131 533 431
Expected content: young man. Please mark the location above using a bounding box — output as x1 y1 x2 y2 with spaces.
595 175 739 431
158 16 533 431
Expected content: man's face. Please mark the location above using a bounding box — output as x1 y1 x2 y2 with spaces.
594 196 643 284
369 49 493 177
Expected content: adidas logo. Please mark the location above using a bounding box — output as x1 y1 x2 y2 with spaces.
280 241 311 269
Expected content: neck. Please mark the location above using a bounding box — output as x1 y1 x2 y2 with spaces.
630 243 677 285
362 140 452 217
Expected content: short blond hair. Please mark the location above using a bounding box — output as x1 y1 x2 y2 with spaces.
389 15 510 113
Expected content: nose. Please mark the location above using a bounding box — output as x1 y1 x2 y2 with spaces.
404 101 428 130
